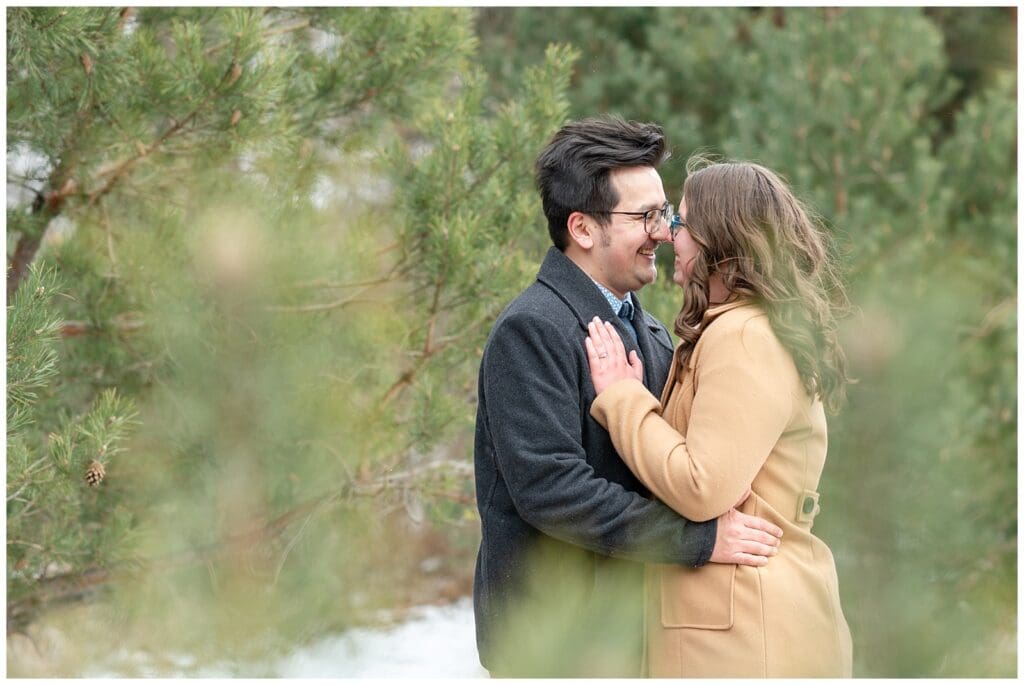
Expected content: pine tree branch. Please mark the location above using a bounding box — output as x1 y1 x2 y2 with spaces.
265 285 376 313
7 567 111 631
962 296 1015 343
8 500 39 526
262 18 312 41
6 459 473 630
269 493 330 587
7 234 43 303
274 259 405 310
6 483 33 504
202 10 305 57
19 454 52 480
7 177 46 196
380 276 449 404
96 101 142 157
7 49 243 295
60 315 145 338
86 52 245 209
464 153 511 198
375 239 402 256
84 123 180 208
35 10 70 31
99 201 119 276
8 102 95 297
288 275 396 290
5 454 54 507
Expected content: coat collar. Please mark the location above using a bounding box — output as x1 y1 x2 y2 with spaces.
534 247 674 379
701 297 755 326
670 297 758 378
536 246 640 331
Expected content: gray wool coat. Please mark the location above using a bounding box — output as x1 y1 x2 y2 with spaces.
473 247 717 677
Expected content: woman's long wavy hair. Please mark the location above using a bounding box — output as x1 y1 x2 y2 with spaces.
675 158 852 414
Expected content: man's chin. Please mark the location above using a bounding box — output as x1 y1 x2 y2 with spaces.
622 264 658 292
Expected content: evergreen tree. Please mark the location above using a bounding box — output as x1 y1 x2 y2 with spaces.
8 262 137 622
7 7 573 672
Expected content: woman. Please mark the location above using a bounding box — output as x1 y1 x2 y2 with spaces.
584 159 853 677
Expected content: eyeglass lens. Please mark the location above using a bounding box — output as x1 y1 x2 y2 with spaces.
645 203 673 235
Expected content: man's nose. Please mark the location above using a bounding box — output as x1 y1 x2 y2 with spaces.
650 218 672 243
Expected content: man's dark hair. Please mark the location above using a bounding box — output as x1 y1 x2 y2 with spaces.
534 116 669 250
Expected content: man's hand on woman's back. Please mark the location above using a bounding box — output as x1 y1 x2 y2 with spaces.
710 502 783 567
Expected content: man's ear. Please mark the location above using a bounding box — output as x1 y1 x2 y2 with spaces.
566 211 596 251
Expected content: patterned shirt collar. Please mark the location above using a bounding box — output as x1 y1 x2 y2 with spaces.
591 279 633 317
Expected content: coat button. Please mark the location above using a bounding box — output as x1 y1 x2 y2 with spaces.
802 496 816 515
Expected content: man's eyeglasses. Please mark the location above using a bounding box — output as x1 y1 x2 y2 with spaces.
588 201 674 236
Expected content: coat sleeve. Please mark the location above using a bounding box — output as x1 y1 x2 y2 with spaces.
483 310 715 566
590 320 794 522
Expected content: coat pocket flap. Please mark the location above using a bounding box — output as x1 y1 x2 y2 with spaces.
660 562 736 630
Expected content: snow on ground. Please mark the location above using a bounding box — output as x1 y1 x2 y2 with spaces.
272 597 486 678
86 597 486 678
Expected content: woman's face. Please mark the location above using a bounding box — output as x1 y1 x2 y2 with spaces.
672 198 701 287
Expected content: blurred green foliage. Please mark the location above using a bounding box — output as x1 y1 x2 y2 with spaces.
6 6 1015 678
7 7 569 673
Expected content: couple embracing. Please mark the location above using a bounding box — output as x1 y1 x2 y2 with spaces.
472 116 853 678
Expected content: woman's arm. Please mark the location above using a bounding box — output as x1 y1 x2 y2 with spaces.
587 316 794 522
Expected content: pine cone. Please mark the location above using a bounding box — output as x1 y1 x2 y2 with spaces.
85 460 106 487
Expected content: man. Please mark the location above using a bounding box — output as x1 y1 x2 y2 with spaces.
473 117 783 677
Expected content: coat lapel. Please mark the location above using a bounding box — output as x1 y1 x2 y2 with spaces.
630 294 674 391
536 247 625 338
535 247 675 394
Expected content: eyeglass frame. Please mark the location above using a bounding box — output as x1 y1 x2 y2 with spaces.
582 201 675 236
668 215 690 239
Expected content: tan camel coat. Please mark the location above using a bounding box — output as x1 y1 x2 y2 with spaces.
591 300 853 677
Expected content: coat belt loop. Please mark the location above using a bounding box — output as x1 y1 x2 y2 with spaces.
796 489 821 524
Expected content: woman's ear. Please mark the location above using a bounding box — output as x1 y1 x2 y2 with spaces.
566 211 596 251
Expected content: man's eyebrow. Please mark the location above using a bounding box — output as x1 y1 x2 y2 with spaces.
613 200 666 213
638 200 667 211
